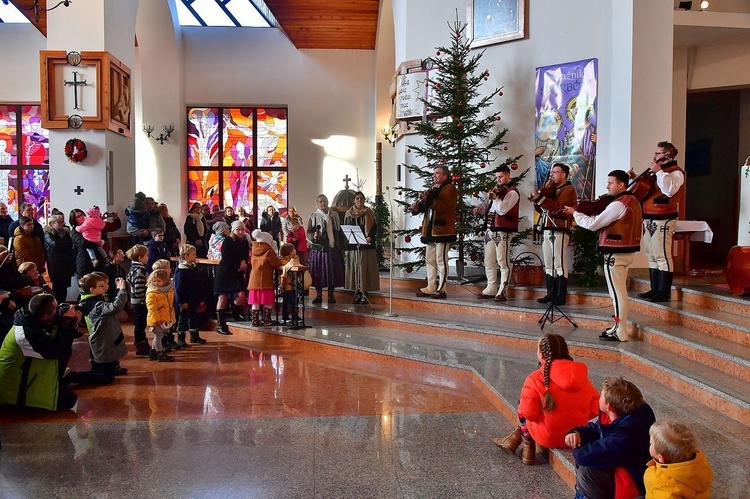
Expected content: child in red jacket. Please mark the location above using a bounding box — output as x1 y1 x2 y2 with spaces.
493 333 599 465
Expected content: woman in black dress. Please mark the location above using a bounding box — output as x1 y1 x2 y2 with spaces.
213 221 250 335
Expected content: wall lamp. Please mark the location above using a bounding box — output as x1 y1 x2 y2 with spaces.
381 125 396 147
1 0 71 24
699 1 709 11
143 124 175 145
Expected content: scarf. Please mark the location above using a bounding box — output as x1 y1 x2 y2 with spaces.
189 212 205 237
345 205 375 236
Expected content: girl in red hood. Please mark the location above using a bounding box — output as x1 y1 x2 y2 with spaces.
493 333 599 465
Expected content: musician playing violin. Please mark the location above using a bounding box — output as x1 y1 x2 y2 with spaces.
529 162 577 306
414 165 457 299
632 141 684 303
472 165 519 301
562 170 642 342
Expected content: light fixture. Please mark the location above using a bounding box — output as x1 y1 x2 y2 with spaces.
381 125 396 147
142 123 175 145
1 0 72 24
700 0 709 10
676 1 692 10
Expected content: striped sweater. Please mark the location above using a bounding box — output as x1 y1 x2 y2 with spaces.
126 262 147 305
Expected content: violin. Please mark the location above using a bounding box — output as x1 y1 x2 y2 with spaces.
627 168 656 201
528 180 556 203
575 194 615 216
408 184 440 215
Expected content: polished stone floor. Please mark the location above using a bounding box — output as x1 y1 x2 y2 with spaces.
0 325 568 498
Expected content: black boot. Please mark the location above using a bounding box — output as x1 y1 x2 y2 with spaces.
231 303 248 322
216 309 233 335
251 309 261 326
189 329 207 344
650 271 673 302
552 276 568 306
638 268 658 299
166 333 180 350
177 332 189 348
536 275 555 304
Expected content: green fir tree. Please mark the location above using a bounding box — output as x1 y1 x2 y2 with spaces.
394 13 523 277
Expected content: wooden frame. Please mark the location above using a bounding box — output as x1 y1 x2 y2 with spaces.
467 0 525 48
108 54 132 137
39 50 130 135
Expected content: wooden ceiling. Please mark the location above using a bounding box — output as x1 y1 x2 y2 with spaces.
10 0 380 50
264 0 380 50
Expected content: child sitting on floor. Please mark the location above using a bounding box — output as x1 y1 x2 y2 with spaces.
565 377 656 499
644 419 713 498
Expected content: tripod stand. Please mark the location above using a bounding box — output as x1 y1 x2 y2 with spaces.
537 209 577 330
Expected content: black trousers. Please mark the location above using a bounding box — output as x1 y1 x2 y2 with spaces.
132 304 147 343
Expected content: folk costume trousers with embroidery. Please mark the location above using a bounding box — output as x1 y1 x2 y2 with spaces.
542 230 569 278
642 218 676 272
603 252 634 340
421 242 450 294
482 232 514 297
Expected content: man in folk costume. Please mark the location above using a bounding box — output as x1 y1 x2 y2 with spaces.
412 165 458 299
636 141 685 303
529 162 577 306
563 170 642 342
307 194 347 305
473 165 519 301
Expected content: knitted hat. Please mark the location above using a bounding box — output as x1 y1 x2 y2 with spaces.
87 205 101 218
231 220 245 232
213 221 229 235
251 228 272 245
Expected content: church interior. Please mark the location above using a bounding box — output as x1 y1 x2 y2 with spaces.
1 0 749 496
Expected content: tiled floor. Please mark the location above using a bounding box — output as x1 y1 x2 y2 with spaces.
0 326 569 498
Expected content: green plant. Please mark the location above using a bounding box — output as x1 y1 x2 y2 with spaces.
571 225 602 287
372 194 391 269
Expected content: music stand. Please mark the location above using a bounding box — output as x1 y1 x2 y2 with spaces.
537 208 578 330
341 225 374 309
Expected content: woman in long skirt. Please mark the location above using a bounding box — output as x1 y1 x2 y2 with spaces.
307 194 346 304
344 192 380 303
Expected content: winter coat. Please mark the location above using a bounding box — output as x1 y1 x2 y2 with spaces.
260 212 283 244
126 262 148 306
43 226 75 280
0 215 15 243
146 282 175 326
76 215 105 243
13 227 45 270
8 219 44 242
0 308 77 410
125 208 150 238
174 263 206 307
70 229 96 277
286 225 308 253
78 291 128 364
147 241 170 271
570 403 656 496
183 213 207 248
207 233 225 261
249 241 283 291
518 359 599 448
214 235 250 293
163 216 181 256
644 450 713 498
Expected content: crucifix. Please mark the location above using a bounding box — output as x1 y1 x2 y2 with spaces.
342 174 352 189
64 71 88 110
74 186 84 195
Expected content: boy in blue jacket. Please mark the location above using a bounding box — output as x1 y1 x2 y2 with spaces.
565 377 656 499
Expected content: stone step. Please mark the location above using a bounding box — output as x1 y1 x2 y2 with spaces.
227 320 750 498
303 297 750 426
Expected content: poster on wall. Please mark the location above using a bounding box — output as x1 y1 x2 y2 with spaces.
396 71 430 120
534 58 598 200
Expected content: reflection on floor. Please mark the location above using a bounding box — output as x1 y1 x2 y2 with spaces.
0 325 568 497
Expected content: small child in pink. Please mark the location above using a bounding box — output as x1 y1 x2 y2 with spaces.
286 215 308 265
76 205 109 266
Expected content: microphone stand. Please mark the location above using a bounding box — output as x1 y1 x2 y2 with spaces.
384 187 398 317
537 208 577 330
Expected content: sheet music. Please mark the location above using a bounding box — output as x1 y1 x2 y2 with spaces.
341 225 368 245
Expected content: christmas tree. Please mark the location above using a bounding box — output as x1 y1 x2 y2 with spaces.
395 14 524 277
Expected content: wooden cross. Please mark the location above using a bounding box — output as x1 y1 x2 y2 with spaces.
74 185 84 195
64 71 88 110
343 174 351 189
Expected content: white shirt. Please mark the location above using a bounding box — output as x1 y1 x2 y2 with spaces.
572 199 628 232
489 190 520 216
655 169 684 197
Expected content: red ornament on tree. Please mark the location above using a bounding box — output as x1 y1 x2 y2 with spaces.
406 266 413 274
451 174 460 183
457 123 462 128
470 254 477 262
480 162 486 168
499 91 504 96
504 146 508 151
398 191 403 196
436 51 441 56
404 235 412 243
511 163 518 170
407 149 411 153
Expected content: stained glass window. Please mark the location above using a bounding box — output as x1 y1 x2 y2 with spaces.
187 107 287 222
0 105 50 223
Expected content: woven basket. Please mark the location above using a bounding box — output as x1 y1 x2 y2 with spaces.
512 251 545 286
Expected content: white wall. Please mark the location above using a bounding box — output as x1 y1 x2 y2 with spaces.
0 24 46 102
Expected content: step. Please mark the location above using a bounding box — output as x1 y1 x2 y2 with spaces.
302 297 750 426
227 320 750 498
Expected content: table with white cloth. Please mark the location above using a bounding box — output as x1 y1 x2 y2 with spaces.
673 220 714 274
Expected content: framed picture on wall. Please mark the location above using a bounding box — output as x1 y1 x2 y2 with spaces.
467 0 525 48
